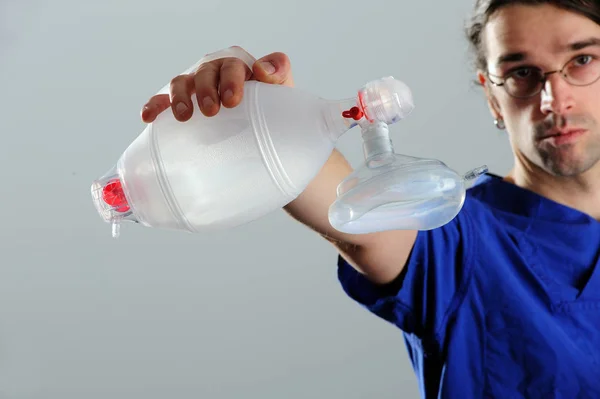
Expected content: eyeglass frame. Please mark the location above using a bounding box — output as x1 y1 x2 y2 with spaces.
485 54 600 99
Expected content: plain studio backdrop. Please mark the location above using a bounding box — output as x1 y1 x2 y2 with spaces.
0 0 512 398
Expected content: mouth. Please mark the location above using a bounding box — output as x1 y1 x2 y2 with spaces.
538 128 587 146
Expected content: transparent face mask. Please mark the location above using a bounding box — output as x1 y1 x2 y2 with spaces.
327 77 487 233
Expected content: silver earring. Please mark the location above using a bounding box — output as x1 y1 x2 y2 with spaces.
494 118 505 130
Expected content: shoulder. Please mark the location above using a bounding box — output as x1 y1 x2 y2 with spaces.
460 173 531 235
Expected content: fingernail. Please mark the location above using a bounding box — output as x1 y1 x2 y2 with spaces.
176 102 189 115
202 96 215 109
222 89 233 102
259 61 276 74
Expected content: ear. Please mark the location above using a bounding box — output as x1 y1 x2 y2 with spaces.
477 70 503 121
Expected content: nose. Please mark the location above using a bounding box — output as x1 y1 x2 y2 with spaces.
540 73 575 115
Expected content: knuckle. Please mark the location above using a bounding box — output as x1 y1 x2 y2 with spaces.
195 61 219 75
220 58 246 74
169 75 188 88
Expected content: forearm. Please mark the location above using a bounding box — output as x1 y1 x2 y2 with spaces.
282 148 418 285
283 149 370 249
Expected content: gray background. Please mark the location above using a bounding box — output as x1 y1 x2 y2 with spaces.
0 0 512 398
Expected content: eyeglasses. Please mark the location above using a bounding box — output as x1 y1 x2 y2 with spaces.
487 55 600 99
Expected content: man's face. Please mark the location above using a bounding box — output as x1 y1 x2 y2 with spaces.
481 4 600 177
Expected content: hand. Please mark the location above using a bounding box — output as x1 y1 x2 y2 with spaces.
140 46 295 123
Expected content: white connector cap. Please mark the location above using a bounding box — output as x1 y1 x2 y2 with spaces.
359 76 414 124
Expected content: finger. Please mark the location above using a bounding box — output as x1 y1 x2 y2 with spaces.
252 52 294 87
193 60 222 117
169 74 195 121
219 57 253 108
141 94 171 123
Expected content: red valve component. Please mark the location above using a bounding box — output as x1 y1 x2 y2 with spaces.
342 106 364 120
102 179 130 213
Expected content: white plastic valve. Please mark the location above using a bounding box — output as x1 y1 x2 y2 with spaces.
358 76 415 124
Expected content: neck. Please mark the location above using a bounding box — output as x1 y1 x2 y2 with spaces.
504 157 600 221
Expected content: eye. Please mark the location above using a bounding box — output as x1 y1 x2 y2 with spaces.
573 54 593 66
510 67 535 80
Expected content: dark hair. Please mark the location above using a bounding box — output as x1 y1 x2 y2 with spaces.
465 0 600 75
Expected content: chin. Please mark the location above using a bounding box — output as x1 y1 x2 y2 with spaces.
542 156 599 177
534 140 595 176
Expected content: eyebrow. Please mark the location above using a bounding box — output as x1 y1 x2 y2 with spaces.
495 37 600 66
568 37 600 51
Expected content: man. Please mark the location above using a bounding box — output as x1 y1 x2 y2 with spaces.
141 1 600 397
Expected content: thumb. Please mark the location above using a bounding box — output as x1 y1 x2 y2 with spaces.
252 52 294 87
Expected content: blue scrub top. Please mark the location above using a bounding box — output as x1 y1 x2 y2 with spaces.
337 173 600 398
